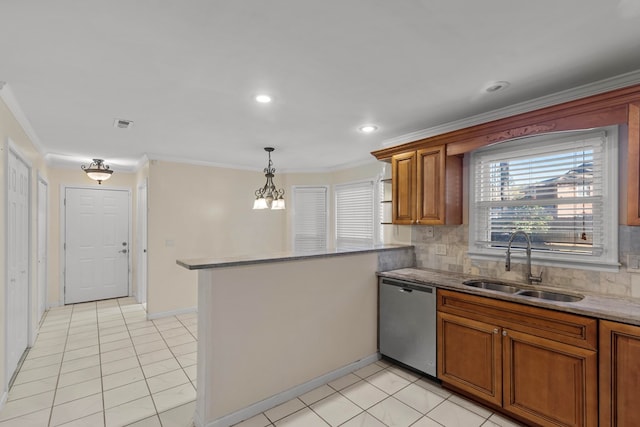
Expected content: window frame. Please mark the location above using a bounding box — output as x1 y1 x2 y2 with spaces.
468 127 619 272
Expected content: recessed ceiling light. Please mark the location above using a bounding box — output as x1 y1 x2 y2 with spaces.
485 81 511 93
255 94 272 103
358 124 378 133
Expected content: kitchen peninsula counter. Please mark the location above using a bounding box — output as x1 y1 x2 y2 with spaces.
177 244 414 427
176 244 414 270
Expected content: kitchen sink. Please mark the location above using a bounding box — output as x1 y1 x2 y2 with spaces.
515 289 584 302
462 280 521 294
462 280 584 302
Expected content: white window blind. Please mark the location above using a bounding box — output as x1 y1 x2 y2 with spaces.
469 128 618 269
293 186 328 252
335 180 375 248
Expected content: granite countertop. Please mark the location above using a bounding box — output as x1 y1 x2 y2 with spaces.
378 267 640 326
177 244 412 270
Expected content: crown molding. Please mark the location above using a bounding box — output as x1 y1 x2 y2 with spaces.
382 69 640 148
0 82 46 155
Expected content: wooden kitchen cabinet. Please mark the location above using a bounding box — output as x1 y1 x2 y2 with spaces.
438 311 502 406
391 145 462 225
502 329 597 427
623 102 640 225
437 289 598 427
599 319 640 426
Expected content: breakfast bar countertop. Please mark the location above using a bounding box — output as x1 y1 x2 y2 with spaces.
378 267 640 326
176 244 413 270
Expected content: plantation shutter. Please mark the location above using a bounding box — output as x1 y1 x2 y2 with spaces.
293 186 327 252
335 181 375 248
472 131 607 256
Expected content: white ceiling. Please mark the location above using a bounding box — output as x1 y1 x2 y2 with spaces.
2 0 640 172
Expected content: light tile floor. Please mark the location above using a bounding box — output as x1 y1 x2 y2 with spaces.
0 297 197 427
231 360 526 427
1 298 526 427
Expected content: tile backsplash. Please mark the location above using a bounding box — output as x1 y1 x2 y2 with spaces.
412 224 640 299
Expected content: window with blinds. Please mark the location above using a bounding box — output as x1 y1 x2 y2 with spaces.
292 186 328 252
469 128 618 270
335 180 376 248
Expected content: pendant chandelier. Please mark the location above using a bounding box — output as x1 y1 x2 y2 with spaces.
253 147 285 210
81 159 113 184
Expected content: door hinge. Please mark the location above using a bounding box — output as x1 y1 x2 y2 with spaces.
64 198 66 206
64 243 66 250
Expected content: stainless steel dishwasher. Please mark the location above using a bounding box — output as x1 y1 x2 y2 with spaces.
379 277 437 377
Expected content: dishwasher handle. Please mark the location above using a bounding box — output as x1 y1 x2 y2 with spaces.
381 278 433 293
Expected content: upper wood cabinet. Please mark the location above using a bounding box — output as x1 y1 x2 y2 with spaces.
599 319 640 426
391 145 462 225
622 102 640 225
373 83 640 226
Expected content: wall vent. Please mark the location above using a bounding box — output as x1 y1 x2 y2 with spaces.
113 118 134 129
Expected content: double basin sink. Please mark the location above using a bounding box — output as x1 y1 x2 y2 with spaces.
462 280 583 303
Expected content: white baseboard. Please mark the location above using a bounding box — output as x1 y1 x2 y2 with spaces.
46 301 61 310
196 353 380 427
147 306 197 320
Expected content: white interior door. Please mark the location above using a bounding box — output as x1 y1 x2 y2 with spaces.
6 149 30 384
37 177 48 323
136 181 148 307
65 188 130 304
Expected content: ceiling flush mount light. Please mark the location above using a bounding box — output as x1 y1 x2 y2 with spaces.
358 124 378 133
253 147 285 210
81 159 113 184
485 81 511 93
255 94 272 104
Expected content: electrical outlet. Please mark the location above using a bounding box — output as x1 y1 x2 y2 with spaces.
435 244 447 255
425 226 434 238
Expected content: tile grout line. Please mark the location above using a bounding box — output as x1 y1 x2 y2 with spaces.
46 302 76 427
124 297 164 427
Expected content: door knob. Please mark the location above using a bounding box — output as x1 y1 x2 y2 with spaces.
120 249 128 254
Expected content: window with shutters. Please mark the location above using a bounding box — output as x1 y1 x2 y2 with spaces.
468 127 618 271
335 180 376 248
292 186 328 252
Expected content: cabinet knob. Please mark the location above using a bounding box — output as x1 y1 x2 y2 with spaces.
502 330 508 337
416 220 420 224
493 328 499 334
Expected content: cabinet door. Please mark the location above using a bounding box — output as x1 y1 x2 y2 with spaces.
392 151 416 224
437 311 502 406
416 146 445 224
503 329 597 427
624 102 640 225
600 320 640 427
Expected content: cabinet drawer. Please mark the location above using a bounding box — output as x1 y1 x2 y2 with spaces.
438 289 597 350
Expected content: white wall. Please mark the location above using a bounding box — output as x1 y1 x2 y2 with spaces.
146 160 288 316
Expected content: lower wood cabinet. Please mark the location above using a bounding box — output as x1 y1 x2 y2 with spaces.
437 289 598 427
599 319 640 426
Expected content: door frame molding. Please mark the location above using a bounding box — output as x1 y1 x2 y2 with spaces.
4 138 33 392
136 178 148 307
59 185 133 306
36 173 48 322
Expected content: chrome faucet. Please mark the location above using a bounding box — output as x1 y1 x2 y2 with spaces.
505 230 543 285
